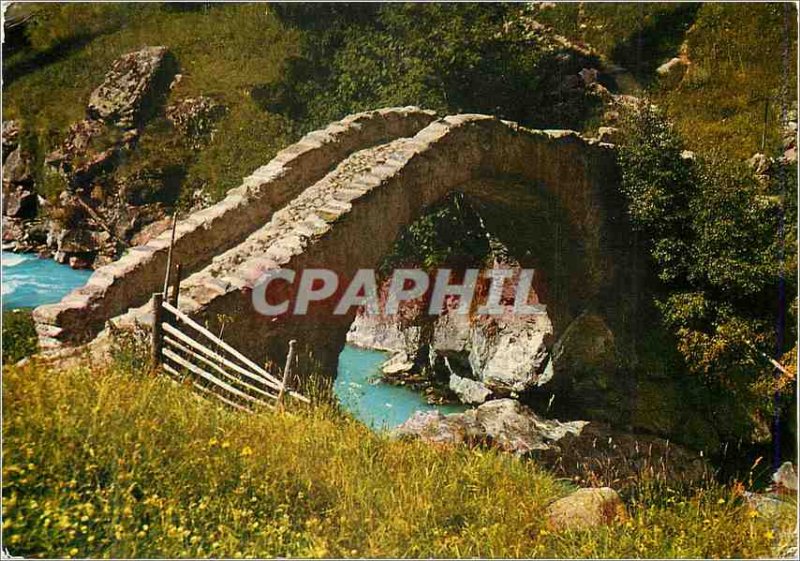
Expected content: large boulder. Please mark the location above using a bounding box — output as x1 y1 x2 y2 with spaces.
48 46 174 188
346 312 421 354
393 398 587 454
469 314 553 393
449 372 492 404
2 185 37 218
545 487 625 531
88 46 172 128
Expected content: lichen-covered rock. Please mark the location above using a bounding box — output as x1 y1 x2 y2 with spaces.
392 409 484 445
545 487 625 531
88 46 171 128
3 146 33 186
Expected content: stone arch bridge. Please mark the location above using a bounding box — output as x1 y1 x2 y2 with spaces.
35 107 639 383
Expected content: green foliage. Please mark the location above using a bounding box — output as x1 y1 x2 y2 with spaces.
1 309 38 364
534 2 797 158
380 193 490 274
619 104 797 403
107 321 151 377
534 2 697 80
3 362 796 558
22 3 133 52
274 3 602 131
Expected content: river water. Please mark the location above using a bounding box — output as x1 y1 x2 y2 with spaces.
1 250 462 428
1 251 92 310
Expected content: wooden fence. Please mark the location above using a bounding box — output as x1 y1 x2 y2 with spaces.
150 262 308 411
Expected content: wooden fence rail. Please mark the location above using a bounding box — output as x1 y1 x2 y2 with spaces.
150 279 308 410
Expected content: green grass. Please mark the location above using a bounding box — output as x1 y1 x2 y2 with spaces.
538 2 797 159
659 3 797 160
2 362 796 558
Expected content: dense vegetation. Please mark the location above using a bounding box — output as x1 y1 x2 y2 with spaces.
3 362 796 558
619 104 797 398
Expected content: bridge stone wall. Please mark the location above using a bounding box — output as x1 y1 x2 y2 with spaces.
97 114 624 382
33 107 437 348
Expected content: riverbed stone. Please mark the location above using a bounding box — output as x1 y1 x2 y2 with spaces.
449 373 492 404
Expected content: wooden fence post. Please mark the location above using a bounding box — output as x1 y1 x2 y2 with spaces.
169 263 182 309
277 339 297 408
151 293 164 369
162 212 178 295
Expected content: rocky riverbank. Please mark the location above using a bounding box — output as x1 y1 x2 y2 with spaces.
2 45 226 270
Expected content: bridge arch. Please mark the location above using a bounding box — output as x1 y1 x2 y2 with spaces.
137 114 636 383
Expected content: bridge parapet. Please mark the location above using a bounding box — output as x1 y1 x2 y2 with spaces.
33 107 437 348
96 113 623 381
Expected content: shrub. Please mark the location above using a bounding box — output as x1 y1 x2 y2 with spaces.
619 103 797 424
1 309 38 364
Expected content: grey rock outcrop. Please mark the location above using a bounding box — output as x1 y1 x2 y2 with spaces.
48 47 173 188
88 46 171 128
469 314 553 393
393 398 588 454
2 121 39 233
2 185 36 218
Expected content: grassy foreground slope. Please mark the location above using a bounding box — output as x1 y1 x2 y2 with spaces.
2 363 795 558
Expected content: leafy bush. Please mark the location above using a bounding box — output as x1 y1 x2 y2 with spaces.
619 103 797 412
273 3 603 131
1 309 38 364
